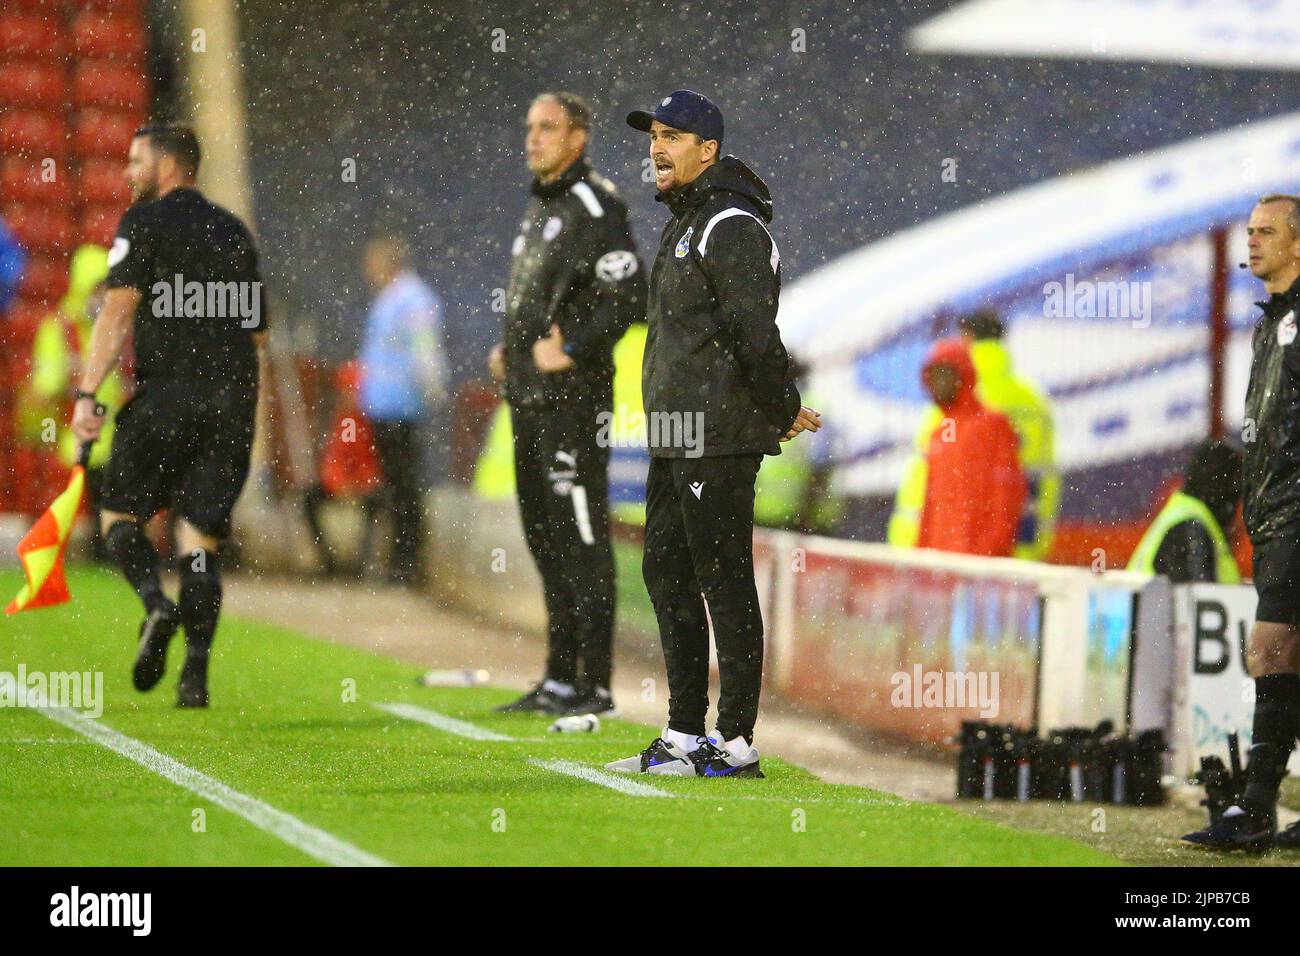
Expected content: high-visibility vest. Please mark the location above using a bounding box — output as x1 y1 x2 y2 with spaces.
889 339 1058 560
754 388 840 532
1126 491 1241 583
14 245 121 468
22 312 123 470
607 323 648 526
59 246 121 468
472 403 515 502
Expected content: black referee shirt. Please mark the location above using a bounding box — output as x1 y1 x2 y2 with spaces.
105 187 265 393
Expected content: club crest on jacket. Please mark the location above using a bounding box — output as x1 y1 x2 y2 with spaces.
675 227 693 259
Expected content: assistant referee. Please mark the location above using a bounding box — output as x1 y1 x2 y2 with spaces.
71 124 267 708
1183 194 1300 851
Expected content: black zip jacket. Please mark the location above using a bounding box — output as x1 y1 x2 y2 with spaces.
643 156 801 458
502 156 645 410
1243 274 1300 543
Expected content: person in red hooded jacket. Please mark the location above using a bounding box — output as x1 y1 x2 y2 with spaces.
915 338 1026 557
302 361 384 576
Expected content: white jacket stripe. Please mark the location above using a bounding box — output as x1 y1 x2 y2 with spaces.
696 207 779 273
569 181 605 218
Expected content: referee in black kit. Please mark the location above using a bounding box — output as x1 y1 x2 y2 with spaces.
607 91 821 778
71 124 266 708
1183 194 1300 851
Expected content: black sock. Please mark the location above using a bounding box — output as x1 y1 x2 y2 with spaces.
104 521 165 613
1242 673 1300 812
178 549 222 660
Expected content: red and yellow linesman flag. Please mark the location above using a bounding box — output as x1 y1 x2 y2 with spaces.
6 439 95 614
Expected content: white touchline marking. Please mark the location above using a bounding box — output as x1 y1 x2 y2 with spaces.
374 702 515 742
37 707 392 868
372 706 895 807
527 759 890 806
529 758 675 798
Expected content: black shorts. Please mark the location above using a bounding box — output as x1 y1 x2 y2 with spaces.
1252 537 1300 625
100 382 256 539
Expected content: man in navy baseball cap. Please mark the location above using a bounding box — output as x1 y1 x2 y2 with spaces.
627 90 725 192
627 89 724 143
610 87 822 781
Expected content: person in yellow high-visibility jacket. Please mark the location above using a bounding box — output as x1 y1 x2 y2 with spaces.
18 245 126 557
19 245 125 468
754 372 840 534
1127 439 1242 584
889 310 1058 560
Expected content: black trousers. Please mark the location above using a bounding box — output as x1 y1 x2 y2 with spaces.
642 453 763 741
511 404 615 687
371 419 425 578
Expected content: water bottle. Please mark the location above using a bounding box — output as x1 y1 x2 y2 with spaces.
418 668 489 687
549 714 601 733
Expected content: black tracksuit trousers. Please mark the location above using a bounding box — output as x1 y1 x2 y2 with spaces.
511 404 615 688
642 453 764 742
372 419 425 580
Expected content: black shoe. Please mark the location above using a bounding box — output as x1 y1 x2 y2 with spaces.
689 738 765 779
554 683 616 716
132 600 180 692
176 651 210 708
1274 819 1300 849
494 682 570 714
1181 805 1275 852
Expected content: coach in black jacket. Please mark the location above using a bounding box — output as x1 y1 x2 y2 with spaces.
606 91 820 779
488 92 646 717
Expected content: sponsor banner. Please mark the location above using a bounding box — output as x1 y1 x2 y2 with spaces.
1171 582 1300 776
783 549 1040 745
1170 583 1286 775
1084 585 1135 731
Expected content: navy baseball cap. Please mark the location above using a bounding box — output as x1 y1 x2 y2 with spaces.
627 90 724 143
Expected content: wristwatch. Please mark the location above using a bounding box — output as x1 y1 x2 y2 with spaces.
74 389 107 417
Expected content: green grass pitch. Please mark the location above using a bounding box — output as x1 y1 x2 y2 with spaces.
0 564 1120 866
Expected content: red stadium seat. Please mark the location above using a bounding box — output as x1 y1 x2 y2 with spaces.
0 157 72 205
71 109 140 159
78 203 124 247
0 14 66 60
3 299 50 380
0 62 67 110
71 13 146 61
2 298 48 337
4 203 75 255
72 62 148 111
5 0 66 12
75 157 128 206
16 255 68 305
0 111 68 157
